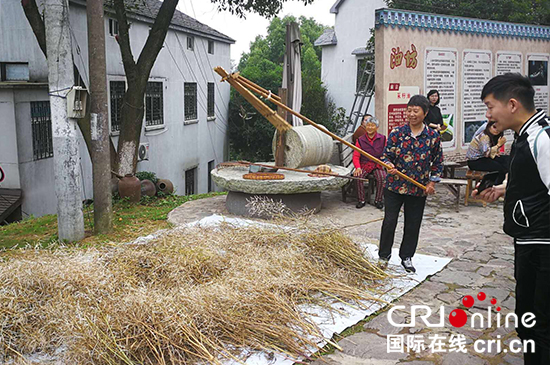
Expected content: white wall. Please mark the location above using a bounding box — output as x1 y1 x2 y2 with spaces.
0 90 21 189
320 0 385 117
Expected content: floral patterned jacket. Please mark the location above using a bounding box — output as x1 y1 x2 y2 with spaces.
381 124 444 196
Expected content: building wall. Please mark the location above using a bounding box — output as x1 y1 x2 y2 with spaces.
0 89 21 189
13 88 94 217
0 0 231 216
320 0 385 117
375 12 550 156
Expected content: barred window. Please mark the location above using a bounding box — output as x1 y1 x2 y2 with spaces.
30 101 53 161
185 167 196 195
187 36 194 51
110 81 125 132
145 82 163 127
207 82 215 118
208 40 214 54
184 83 197 121
109 18 119 36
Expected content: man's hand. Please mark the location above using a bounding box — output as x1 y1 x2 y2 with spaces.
386 162 397 175
353 168 363 177
425 181 436 195
472 183 506 203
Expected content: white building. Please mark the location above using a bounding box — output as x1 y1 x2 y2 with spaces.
314 0 385 119
0 0 233 219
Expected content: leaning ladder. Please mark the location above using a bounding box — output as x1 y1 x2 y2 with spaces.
343 60 375 136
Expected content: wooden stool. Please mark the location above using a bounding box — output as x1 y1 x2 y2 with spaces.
464 170 487 207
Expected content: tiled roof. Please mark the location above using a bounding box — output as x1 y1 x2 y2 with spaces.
330 0 345 14
314 28 337 46
0 189 22 223
376 8 550 41
93 0 235 43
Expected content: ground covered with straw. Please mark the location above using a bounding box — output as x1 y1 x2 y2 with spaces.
0 221 389 364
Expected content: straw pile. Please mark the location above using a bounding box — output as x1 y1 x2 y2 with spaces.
0 221 389 364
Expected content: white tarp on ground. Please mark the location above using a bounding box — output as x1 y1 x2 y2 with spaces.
187 214 452 365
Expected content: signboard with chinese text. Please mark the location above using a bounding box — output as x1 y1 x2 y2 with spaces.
387 84 420 136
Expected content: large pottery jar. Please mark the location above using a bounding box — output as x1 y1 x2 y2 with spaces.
156 179 174 195
119 174 141 203
140 179 157 197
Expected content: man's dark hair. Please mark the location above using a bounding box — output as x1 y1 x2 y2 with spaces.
481 73 535 111
408 95 430 114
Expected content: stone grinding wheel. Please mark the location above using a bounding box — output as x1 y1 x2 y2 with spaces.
242 172 285 180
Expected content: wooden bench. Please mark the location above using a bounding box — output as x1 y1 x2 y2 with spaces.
439 178 468 212
464 170 488 207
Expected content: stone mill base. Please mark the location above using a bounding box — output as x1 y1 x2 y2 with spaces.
225 191 322 219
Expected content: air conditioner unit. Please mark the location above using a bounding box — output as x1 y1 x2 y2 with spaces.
138 143 149 161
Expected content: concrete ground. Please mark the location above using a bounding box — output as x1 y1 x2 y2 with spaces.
169 186 521 365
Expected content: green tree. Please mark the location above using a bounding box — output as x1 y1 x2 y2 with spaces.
229 16 345 161
386 0 549 25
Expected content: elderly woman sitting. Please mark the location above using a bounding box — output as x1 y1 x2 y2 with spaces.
352 116 387 209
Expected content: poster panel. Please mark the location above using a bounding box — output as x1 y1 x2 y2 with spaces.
527 53 550 113
386 84 420 136
496 52 523 141
425 47 457 148
462 50 492 145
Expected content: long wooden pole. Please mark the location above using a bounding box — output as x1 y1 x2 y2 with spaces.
218 70 427 191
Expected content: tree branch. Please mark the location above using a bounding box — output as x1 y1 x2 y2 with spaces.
113 0 137 83
135 0 179 78
21 0 47 57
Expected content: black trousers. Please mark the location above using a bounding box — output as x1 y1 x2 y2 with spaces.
467 155 510 185
379 189 427 260
515 243 550 364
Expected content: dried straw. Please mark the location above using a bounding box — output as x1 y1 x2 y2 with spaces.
0 216 389 364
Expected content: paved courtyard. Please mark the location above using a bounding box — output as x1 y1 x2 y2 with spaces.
169 186 521 365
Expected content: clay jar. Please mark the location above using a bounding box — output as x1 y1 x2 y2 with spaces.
118 174 141 203
140 179 157 197
156 179 174 195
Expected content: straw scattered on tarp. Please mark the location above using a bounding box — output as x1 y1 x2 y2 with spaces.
0 220 390 364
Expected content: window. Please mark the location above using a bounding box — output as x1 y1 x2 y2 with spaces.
30 101 53 160
1 62 29 81
208 160 215 192
208 40 214 54
110 81 125 132
184 82 197 121
356 58 369 92
187 36 194 51
145 82 163 127
207 82 215 118
109 18 119 36
185 167 196 195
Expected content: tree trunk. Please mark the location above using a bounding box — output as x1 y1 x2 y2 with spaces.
44 0 85 242
87 0 113 233
114 86 146 176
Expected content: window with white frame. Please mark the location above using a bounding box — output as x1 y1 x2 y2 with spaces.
110 81 125 132
207 82 215 118
145 82 163 127
208 40 214 54
184 82 197 121
1 62 29 81
30 101 53 160
109 18 119 36
187 36 194 51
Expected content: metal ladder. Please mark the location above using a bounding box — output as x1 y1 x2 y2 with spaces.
342 60 375 136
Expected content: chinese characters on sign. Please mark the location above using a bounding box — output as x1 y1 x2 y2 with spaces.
386 85 420 135
390 44 418 70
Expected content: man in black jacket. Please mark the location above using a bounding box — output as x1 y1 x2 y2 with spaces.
474 73 550 365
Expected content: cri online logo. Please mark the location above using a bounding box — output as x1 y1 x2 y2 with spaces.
388 291 536 329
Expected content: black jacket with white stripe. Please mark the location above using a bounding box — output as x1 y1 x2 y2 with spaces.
504 109 550 244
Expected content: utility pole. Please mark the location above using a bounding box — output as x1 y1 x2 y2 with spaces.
87 0 113 234
44 0 85 241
